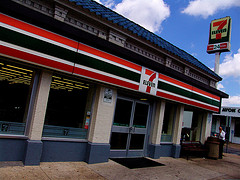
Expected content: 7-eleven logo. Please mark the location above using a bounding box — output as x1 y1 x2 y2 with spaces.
139 67 158 95
210 17 230 40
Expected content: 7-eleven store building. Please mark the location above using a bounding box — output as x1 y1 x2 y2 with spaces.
0 0 228 165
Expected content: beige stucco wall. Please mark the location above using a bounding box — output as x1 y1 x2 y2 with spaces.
88 85 117 143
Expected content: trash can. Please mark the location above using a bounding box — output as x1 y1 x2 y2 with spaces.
206 137 220 159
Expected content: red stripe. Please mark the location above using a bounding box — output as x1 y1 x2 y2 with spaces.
1 13 141 72
220 43 227 49
159 73 220 101
1 44 138 90
0 45 74 73
192 87 220 101
78 44 142 72
145 69 154 76
207 45 214 51
159 74 192 90
0 13 79 49
156 91 219 112
73 66 139 91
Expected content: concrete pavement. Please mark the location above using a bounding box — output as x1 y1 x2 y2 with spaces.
224 142 240 156
0 152 240 180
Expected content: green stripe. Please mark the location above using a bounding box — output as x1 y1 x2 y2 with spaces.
75 54 140 82
211 99 220 107
158 81 220 107
0 26 76 62
0 27 140 82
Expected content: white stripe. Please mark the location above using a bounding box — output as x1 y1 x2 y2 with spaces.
0 22 77 52
0 41 74 66
158 78 220 102
0 22 141 74
77 49 141 74
157 89 218 109
74 63 139 86
1 41 139 86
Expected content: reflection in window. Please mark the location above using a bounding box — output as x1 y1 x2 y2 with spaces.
43 75 94 139
181 109 203 142
211 117 217 136
129 134 145 149
0 60 33 135
113 99 132 127
234 117 240 137
212 115 227 134
161 102 176 142
133 103 149 128
110 132 128 149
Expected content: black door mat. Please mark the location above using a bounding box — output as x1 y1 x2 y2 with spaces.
110 157 165 169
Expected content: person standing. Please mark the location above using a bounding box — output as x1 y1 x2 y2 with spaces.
219 126 226 159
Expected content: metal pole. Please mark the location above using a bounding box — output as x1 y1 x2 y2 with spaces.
226 116 229 153
214 52 221 88
214 52 221 74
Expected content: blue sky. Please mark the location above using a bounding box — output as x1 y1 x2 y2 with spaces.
95 0 240 107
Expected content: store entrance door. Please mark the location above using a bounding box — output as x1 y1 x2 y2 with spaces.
110 97 150 158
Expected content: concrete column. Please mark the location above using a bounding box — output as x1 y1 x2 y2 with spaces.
24 70 52 165
149 100 165 159
172 104 184 158
195 113 203 141
230 118 234 143
200 112 212 144
86 85 117 163
151 100 166 144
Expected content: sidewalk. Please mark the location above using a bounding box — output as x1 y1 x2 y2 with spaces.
224 142 240 155
0 153 240 180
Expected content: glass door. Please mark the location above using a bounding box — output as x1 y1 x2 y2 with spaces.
110 97 150 158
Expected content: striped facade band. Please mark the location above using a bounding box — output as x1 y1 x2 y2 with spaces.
0 13 220 112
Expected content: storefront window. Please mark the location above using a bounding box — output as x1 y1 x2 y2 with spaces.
181 109 203 142
212 115 227 134
42 74 94 139
0 60 33 135
220 116 227 131
234 117 240 137
211 117 217 136
161 102 176 142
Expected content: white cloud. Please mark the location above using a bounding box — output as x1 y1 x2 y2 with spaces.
100 0 116 8
182 0 240 19
217 83 224 91
191 52 198 57
222 95 240 107
93 0 102 4
107 0 171 33
219 49 240 78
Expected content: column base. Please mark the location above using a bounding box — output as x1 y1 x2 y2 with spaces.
148 144 161 159
172 144 181 158
85 142 110 164
23 140 43 166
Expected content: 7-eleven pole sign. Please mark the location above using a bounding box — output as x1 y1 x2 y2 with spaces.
207 16 231 54
139 67 158 95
